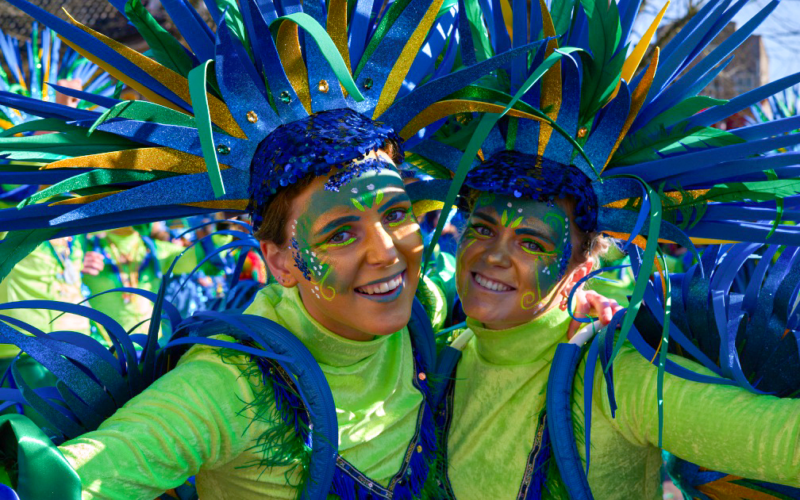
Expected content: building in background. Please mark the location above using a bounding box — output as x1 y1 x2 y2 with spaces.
700 23 770 129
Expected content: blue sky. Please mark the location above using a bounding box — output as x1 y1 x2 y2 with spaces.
632 0 799 81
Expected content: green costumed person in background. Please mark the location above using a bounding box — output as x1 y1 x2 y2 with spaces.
83 225 214 335
0 25 115 395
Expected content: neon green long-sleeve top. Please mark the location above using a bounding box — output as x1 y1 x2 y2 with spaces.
58 284 424 499
82 231 201 334
0 239 90 357
446 307 800 499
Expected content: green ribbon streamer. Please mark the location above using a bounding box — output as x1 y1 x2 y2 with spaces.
270 13 365 102
0 229 61 283
423 47 582 272
125 0 195 77
0 132 137 157
606 174 662 368
0 414 81 500
188 60 226 198
448 85 596 176
19 170 174 208
89 100 197 136
0 119 87 138
354 0 413 77
655 247 671 448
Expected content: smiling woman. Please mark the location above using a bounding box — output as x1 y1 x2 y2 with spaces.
258 151 423 341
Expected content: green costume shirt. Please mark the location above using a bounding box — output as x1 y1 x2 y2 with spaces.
58 284 424 499
82 231 200 334
446 307 800 499
0 239 89 358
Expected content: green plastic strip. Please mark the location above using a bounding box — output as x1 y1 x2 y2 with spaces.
0 414 81 500
188 60 226 198
655 247 671 448
448 85 595 174
125 0 194 77
606 174 662 368
0 119 87 137
0 131 138 157
19 169 173 208
423 48 581 271
89 100 196 136
271 13 365 102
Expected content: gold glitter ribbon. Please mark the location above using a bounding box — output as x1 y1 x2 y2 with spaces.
42 147 230 174
603 186 710 209
276 21 312 113
52 190 123 205
412 199 445 218
537 0 562 158
399 100 545 139
602 47 660 173
186 199 249 210
327 0 351 74
373 0 446 118
60 9 245 139
603 230 734 246
53 192 248 212
609 1 670 103
696 474 781 500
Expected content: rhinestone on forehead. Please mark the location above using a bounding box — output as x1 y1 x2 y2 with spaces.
463 151 598 232
248 108 403 231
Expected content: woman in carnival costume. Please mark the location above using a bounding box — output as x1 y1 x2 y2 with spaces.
405 0 800 498
0 0 611 499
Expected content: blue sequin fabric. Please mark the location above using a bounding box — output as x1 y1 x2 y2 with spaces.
249 108 403 230
323 157 392 192
464 151 598 232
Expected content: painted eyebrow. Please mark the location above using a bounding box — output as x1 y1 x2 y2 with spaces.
377 192 410 211
515 227 555 245
317 215 360 236
472 212 499 225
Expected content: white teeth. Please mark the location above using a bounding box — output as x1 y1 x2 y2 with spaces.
357 274 403 295
475 273 512 292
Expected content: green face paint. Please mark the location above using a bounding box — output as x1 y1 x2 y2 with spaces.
289 164 415 302
456 193 573 329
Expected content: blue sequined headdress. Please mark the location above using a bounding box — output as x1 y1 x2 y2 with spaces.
409 0 800 288
0 0 549 278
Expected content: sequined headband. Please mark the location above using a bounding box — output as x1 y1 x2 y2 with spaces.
248 108 403 230
463 151 598 232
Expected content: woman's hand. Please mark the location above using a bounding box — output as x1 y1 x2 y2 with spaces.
82 251 105 276
567 289 624 340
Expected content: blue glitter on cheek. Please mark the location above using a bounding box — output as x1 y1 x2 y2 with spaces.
557 239 572 280
291 237 312 281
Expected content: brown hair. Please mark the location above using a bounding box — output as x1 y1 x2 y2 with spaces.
253 140 402 245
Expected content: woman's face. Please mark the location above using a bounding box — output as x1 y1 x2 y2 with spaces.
456 193 581 330
268 151 422 340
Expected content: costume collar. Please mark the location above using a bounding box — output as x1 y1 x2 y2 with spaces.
466 306 571 365
247 285 394 367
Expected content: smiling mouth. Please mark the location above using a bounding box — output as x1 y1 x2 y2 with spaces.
472 272 515 292
355 271 405 302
